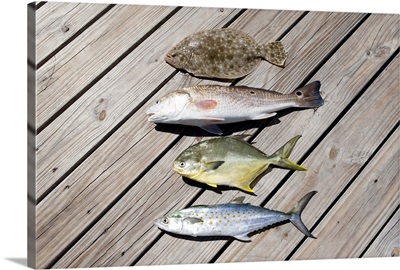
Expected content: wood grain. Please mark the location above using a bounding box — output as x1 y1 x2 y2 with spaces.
32 3 399 268
214 40 399 263
35 2 108 64
137 13 398 265
35 4 176 128
35 6 243 268
363 208 400 258
290 119 399 259
35 6 241 200
43 8 306 268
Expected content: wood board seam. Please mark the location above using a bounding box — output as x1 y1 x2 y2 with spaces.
286 121 399 260
36 4 116 69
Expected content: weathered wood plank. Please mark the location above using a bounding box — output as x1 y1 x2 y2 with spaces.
28 64 35 128
363 208 400 258
35 4 176 128
137 13 398 265
289 117 399 258
35 6 243 268
44 8 306 268
35 2 109 64
28 129 36 268
28 4 36 66
214 45 399 263
35 6 240 200
56 11 369 268
136 11 370 265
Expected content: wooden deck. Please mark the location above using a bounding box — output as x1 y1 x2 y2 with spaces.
28 2 399 269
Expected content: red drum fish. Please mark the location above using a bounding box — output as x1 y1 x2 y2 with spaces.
147 81 324 135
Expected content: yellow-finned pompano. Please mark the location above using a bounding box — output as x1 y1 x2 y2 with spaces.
147 81 323 135
173 135 307 193
155 191 317 241
165 28 287 79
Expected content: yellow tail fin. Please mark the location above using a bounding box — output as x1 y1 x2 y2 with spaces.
266 135 307 171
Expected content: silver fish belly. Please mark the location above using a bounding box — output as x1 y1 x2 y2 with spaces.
154 191 317 241
147 81 324 135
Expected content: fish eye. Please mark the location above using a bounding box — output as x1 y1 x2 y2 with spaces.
295 91 303 97
162 217 169 224
156 100 160 104
179 161 186 167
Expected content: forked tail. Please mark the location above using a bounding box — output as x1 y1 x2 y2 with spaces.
266 135 307 171
292 81 324 108
287 191 317 239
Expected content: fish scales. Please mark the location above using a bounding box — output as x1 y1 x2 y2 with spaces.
184 85 298 114
155 191 317 241
173 135 307 193
165 28 288 79
175 204 288 236
147 81 324 135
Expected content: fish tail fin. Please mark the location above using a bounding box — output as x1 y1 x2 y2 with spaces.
266 135 307 171
292 81 324 108
287 191 317 239
262 41 288 67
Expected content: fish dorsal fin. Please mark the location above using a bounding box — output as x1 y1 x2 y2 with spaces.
202 160 224 171
183 217 204 224
230 196 246 204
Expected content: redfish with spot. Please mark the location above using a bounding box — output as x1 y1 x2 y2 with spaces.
146 81 324 135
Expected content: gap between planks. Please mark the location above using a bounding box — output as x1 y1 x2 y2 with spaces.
40 8 306 269
56 11 372 267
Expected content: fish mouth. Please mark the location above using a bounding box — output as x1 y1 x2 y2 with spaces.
173 164 196 178
164 54 174 65
147 112 157 121
146 110 166 122
173 165 188 176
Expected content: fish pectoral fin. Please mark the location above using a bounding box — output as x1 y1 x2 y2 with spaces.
199 124 223 135
205 182 218 188
236 183 254 194
250 112 277 120
203 161 225 171
229 196 246 204
234 233 251 242
183 217 204 224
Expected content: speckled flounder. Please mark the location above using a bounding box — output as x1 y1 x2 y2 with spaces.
173 135 307 193
165 28 288 79
155 191 317 241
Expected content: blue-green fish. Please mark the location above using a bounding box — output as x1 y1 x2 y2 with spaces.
155 191 317 241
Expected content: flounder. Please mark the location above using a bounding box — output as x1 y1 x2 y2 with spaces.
165 28 288 79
